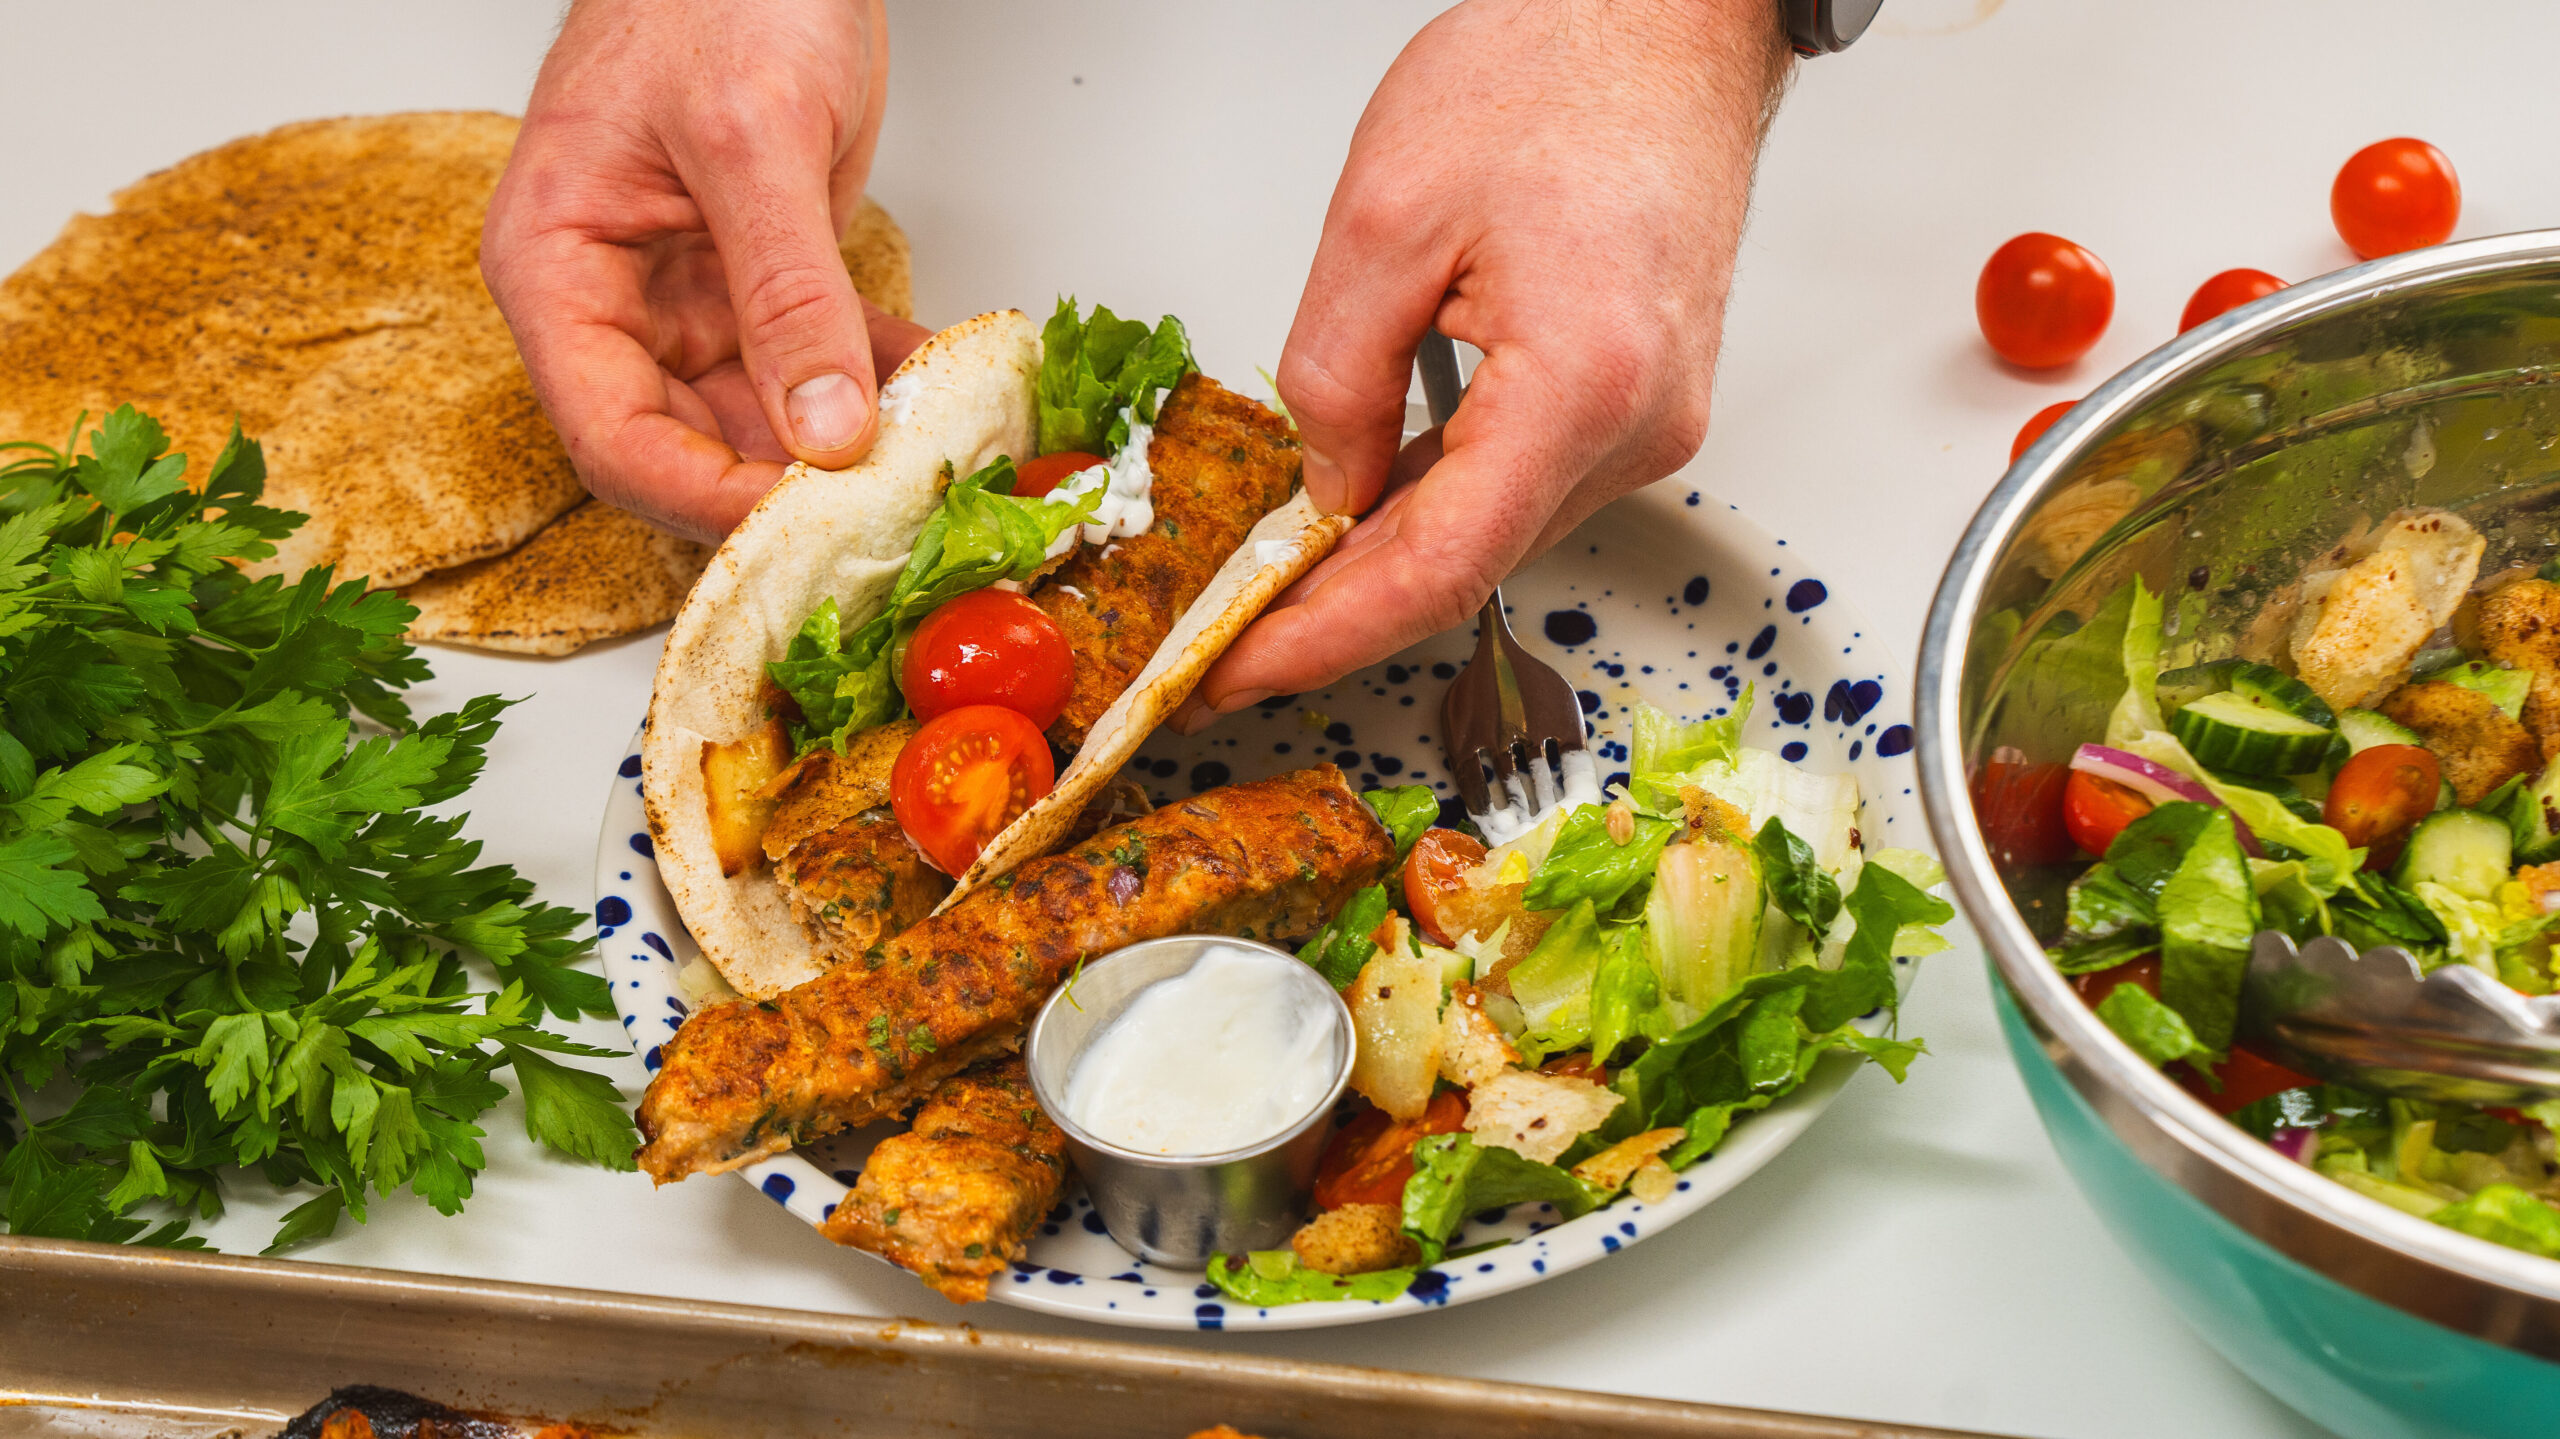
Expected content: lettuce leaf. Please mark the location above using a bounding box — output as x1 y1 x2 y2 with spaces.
2104 577 2166 748
1362 784 1439 858
1630 694 1747 799
2119 729 2361 891
2155 806 2260 1053
1753 815 1842 941
2094 982 2211 1067
1037 299 1196 456
1801 861 1952 1034
2430 1184 2560 1257
1401 1132 1603 1251
1206 1250 1418 1306
1506 899 1604 1056
1587 925 1664 1065
1523 803 1676 914
1296 883 1392 989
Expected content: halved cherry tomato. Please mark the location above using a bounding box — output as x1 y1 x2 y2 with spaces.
1539 1050 1609 1085
890 704 1057 875
1403 827 1489 946
1971 757 2076 870
2184 1044 2320 1116
2180 268 2285 332
2011 400 2076 463
1312 1090 1469 1210
900 589 1075 726
2071 954 2161 1009
1977 233 2114 368
2063 769 2154 858
2332 138 2460 260
1012 450 1105 500
2323 743 2440 867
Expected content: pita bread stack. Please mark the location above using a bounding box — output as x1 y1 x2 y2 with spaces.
0 111 914 655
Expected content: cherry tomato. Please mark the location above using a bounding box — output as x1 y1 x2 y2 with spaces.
1403 828 1489 946
2063 769 2154 858
2323 743 2440 867
2332 138 2460 260
890 704 1057 875
2184 1044 2321 1116
1539 1050 1610 1085
1976 233 2114 368
1012 450 1105 500
1971 757 2076 870
1312 1090 1469 1210
2180 269 2285 332
2071 954 2162 1009
900 589 1075 727
2010 400 2076 464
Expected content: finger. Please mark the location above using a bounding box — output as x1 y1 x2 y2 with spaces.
863 298 931 375
674 113 880 470
485 216 785 540
1274 167 1450 516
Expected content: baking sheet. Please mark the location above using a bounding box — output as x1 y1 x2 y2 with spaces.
0 1236 2013 1439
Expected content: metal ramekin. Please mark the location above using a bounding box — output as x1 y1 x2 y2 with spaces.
1025 935 1355 1269
1919 230 2560 1436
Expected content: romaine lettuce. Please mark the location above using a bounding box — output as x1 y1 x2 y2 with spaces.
1401 1132 1603 1252
1362 784 1439 858
1506 899 1604 1056
2430 1184 2560 1257
1037 299 1195 456
1206 1250 1417 1306
2155 807 2259 1053
1297 883 1393 989
1524 803 1676 914
1753 815 1842 941
2094 982 2210 1067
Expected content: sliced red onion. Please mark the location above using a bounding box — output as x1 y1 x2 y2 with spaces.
2069 744 2262 856
2269 1127 2319 1165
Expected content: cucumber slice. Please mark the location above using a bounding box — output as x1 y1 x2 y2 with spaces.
2156 659 2239 714
2512 763 2560 864
2438 660 2531 721
2206 767 2325 824
2395 809 2513 902
2225 661 2337 728
2169 690 2336 776
2337 709 2425 755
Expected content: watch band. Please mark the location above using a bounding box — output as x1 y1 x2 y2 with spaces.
1783 0 1883 55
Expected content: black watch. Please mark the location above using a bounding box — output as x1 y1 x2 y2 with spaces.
1783 0 1881 55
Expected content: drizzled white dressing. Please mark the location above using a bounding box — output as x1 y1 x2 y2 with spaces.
1042 391 1170 560
1061 943 1337 1156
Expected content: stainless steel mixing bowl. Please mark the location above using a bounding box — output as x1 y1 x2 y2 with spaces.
1918 230 2560 1439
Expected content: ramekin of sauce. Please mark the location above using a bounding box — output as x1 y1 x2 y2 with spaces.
1025 935 1354 1269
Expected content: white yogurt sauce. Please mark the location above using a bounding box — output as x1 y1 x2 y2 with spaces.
1475 749 1605 846
1062 945 1335 1156
1254 539 1292 570
1042 391 1170 559
877 370 924 429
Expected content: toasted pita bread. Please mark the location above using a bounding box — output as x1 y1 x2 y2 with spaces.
644 311 1348 996
402 501 713 656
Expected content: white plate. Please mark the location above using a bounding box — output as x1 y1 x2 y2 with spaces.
592 483 1928 1330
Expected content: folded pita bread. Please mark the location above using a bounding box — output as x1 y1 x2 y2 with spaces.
642 311 1346 997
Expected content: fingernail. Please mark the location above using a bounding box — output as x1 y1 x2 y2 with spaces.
787 372 864 452
1213 688 1275 716
1302 448 1349 515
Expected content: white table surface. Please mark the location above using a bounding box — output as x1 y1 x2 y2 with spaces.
13 2 2557 1434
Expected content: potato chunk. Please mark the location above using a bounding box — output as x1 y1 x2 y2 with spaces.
1348 934 1444 1121
1290 1202 1420 1275
700 716 790 876
2290 509 2485 710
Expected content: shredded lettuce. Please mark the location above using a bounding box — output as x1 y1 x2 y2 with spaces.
2412 881 2502 974
1036 298 1195 456
768 457 1094 749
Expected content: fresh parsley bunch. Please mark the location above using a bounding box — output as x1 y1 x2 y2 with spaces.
0 406 637 1253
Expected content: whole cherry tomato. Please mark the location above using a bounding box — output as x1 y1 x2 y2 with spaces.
2062 769 2154 858
890 704 1057 876
2332 138 2460 260
2180 269 2285 332
1012 450 1105 500
2184 1045 2321 1116
901 589 1075 727
1403 827 1489 946
2323 744 2440 867
1971 757 2076 870
2011 400 2077 463
1312 1090 1469 1210
2071 954 2162 1009
1977 233 2114 368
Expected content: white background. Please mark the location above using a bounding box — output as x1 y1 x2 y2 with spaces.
10 2 2555 1435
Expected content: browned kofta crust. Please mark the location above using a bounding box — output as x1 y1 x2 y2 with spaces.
635 765 1394 1182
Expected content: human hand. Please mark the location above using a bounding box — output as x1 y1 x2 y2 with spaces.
1179 0 1791 729
483 0 930 541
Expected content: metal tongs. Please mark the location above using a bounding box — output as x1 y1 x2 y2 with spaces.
2244 932 2560 1105
1421 329 1595 837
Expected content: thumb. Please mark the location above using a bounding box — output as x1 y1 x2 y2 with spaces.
684 131 878 467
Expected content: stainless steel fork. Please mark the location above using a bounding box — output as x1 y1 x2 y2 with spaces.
1420 329 1597 842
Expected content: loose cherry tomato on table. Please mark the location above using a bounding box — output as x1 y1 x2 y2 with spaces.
2184 1044 2321 1116
2323 743 2441 867
2180 269 2286 332
2011 400 2077 463
1977 232 2114 368
1312 1089 1469 1210
1403 827 1489 946
1012 450 1105 500
2062 769 2154 857
2332 138 2460 260
2071 954 2162 1008
1971 757 2077 869
891 704 1057 876
901 589 1075 726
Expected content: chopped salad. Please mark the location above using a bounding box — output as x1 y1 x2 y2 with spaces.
1213 693 1950 1304
1996 508 2560 1259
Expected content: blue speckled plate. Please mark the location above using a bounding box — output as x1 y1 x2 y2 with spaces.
592 483 1926 1330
